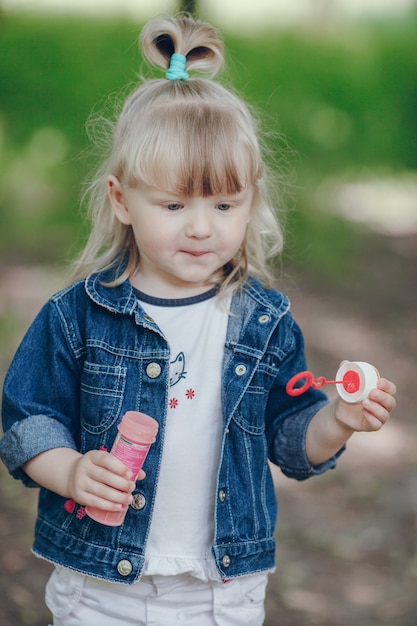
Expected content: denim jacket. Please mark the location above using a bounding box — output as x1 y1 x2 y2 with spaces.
0 266 341 584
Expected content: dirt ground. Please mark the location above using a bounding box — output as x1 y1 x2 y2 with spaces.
0 229 416 625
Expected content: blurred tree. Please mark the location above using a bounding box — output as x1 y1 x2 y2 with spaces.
179 0 198 16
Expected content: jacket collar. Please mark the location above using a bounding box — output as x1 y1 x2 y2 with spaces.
237 277 290 318
85 261 139 316
84 262 290 321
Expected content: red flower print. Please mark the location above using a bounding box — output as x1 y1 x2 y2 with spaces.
185 388 195 400
76 507 87 520
169 397 179 409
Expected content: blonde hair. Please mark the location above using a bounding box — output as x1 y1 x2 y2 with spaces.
70 15 285 295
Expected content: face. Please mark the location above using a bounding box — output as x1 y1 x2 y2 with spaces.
107 177 254 298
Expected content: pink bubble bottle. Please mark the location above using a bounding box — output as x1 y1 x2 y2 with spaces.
86 411 158 526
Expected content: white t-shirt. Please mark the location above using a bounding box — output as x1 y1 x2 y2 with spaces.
136 288 230 582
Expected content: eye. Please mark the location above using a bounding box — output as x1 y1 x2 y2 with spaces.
216 203 231 211
165 202 183 211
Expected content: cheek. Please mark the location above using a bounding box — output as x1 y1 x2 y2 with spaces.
132 221 170 252
221 225 248 256
232 217 250 241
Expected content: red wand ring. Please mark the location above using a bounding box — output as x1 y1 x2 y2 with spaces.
286 371 332 396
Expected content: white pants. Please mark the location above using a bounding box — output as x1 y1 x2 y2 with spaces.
46 566 268 626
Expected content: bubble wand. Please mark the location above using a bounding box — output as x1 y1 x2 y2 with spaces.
286 361 380 403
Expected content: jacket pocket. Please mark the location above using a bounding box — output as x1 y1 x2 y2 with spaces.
231 387 267 435
80 362 127 434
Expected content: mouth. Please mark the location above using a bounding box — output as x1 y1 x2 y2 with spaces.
182 250 210 257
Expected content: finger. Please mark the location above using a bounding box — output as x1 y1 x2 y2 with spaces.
368 387 397 413
73 477 134 509
86 479 134 506
70 474 133 510
89 464 135 494
362 398 390 426
362 412 385 431
78 454 134 493
376 377 397 397
88 450 133 479
83 492 130 512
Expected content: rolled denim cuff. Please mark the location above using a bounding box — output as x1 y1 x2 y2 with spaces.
273 399 345 480
0 414 77 487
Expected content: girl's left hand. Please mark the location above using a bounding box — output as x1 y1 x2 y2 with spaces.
335 377 397 433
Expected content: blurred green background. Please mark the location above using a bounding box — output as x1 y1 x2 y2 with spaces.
1 5 416 275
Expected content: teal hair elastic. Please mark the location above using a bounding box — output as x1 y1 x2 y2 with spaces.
166 53 189 80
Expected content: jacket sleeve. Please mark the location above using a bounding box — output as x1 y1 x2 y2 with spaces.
0 299 81 486
265 313 345 480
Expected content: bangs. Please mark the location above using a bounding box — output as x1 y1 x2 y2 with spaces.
119 102 262 195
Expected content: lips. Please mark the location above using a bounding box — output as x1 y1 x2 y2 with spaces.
182 250 210 256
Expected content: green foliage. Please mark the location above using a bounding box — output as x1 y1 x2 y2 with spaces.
0 13 140 263
1 14 139 145
0 11 416 275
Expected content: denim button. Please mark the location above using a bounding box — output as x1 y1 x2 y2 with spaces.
222 555 231 568
131 493 146 510
258 314 270 324
117 559 133 577
235 364 246 376
218 489 226 503
146 362 161 378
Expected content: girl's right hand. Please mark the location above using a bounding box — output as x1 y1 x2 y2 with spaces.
67 449 137 511
23 447 145 510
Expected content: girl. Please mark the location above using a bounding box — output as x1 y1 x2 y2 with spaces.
0 15 396 626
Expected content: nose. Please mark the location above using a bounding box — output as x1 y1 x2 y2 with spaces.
185 207 213 239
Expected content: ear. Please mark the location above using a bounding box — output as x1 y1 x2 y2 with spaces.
107 175 132 225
